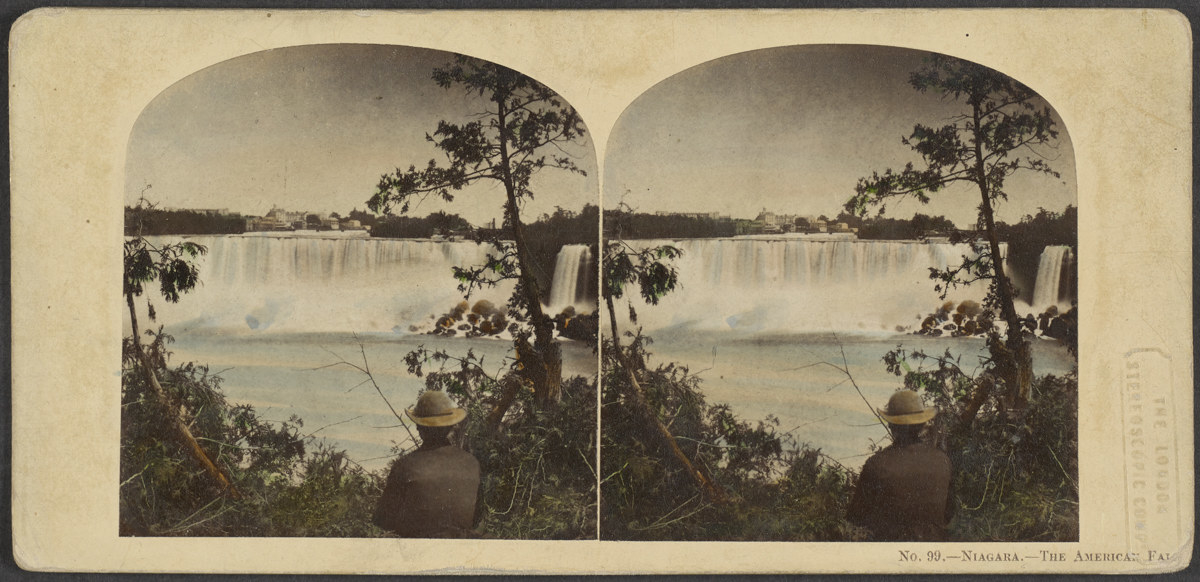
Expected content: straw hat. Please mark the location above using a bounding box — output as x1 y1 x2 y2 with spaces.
877 390 937 425
406 391 467 427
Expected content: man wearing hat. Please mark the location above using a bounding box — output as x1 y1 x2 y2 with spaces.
846 389 954 541
374 390 481 538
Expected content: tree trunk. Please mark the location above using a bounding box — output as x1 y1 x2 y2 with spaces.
972 102 1034 409
606 295 726 503
495 95 561 406
126 292 240 499
958 372 994 427
485 375 523 430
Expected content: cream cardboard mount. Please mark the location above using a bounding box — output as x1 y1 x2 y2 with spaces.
9 8 1193 575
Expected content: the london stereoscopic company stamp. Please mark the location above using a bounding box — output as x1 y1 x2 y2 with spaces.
9 8 1192 575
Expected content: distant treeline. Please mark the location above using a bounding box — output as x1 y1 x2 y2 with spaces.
369 211 472 238
851 213 958 240
604 209 959 241
603 210 737 239
996 205 1077 252
123 207 245 236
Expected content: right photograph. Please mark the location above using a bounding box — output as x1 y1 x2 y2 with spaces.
600 45 1078 542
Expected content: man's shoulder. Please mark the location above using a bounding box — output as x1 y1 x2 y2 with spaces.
415 445 480 465
874 441 950 463
391 446 478 479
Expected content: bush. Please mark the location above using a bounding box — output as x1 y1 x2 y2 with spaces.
949 373 1079 541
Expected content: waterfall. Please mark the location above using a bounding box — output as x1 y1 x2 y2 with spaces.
135 234 516 334
626 237 1004 334
1032 246 1072 311
546 244 594 313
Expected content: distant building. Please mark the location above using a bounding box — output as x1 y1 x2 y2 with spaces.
794 216 828 234
244 206 314 231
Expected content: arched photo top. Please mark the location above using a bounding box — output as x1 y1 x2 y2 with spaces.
125 43 598 228
604 44 1075 229
118 42 602 541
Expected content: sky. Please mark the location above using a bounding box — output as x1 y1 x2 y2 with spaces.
126 44 1075 230
604 44 1077 227
125 44 598 227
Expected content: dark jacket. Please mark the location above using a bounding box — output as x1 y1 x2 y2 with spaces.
846 441 954 541
374 444 481 538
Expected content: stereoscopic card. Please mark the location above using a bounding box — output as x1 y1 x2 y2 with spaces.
9 8 1192 575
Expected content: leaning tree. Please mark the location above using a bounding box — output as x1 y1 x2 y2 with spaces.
846 53 1061 409
123 191 238 497
368 55 588 408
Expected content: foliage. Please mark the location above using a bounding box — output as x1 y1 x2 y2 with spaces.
367 54 590 404
845 52 1060 298
403 347 597 539
998 205 1076 248
123 192 385 537
354 54 598 539
600 335 857 541
124 195 208 307
344 207 381 230
120 331 385 537
604 241 683 317
602 204 685 324
368 55 586 217
882 346 1078 541
845 53 1059 220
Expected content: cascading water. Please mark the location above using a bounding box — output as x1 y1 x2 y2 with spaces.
546 244 594 313
1032 245 1073 311
626 236 1006 334
134 234 518 334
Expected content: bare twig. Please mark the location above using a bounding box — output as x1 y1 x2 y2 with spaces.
316 336 417 446
303 415 364 439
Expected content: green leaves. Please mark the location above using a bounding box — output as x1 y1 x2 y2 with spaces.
369 55 587 219
123 235 207 303
603 241 682 306
848 53 1059 219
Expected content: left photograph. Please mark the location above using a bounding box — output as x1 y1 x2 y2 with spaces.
120 44 600 539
